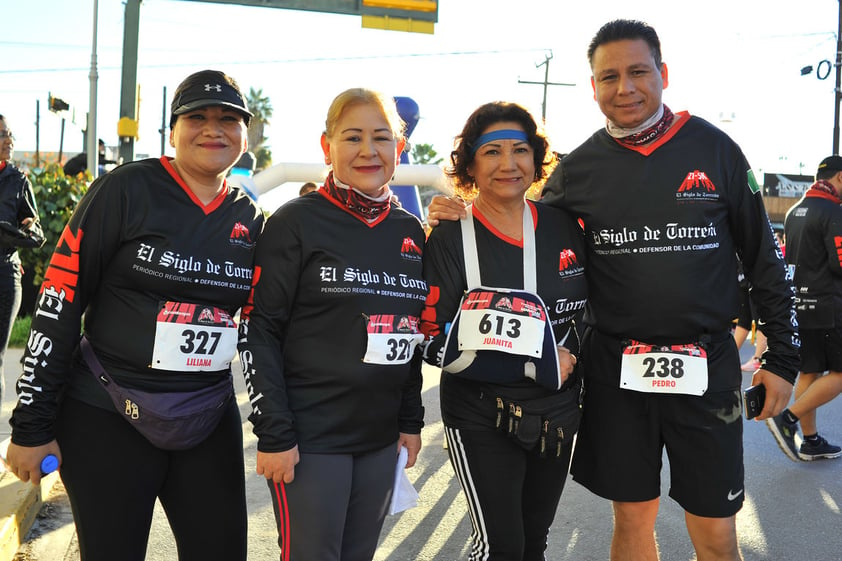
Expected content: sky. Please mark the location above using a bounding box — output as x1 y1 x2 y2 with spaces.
3 0 841 206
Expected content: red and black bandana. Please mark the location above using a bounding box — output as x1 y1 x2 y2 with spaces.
806 180 842 204
319 171 391 222
613 105 675 147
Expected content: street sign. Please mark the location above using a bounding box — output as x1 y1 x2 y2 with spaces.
178 0 438 25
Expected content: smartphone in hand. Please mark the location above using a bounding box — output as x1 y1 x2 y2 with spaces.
742 384 766 420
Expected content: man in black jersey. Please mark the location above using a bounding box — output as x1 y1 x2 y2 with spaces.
429 19 799 561
767 155 842 462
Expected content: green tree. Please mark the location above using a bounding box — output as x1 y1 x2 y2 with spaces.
246 88 273 170
409 142 444 211
410 142 444 166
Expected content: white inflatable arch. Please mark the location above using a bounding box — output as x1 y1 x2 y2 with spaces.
238 162 449 196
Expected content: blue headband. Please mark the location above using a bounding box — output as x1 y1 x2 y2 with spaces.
471 129 529 155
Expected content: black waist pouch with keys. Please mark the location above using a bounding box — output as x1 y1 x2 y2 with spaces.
495 382 582 459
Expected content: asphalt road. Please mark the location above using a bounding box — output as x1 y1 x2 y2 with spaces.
4 344 842 561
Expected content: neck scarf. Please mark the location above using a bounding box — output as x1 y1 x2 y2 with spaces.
0 162 6 173
320 171 391 221
607 105 675 147
808 180 842 204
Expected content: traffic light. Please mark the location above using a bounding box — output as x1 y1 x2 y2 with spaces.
48 93 70 113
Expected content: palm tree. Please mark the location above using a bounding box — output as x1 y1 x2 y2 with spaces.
410 142 443 166
246 88 273 170
409 142 444 209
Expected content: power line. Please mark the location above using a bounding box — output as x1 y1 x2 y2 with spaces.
0 47 554 75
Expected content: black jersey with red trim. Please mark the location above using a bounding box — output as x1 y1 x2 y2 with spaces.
10 157 265 446
541 113 799 385
783 188 842 328
421 201 588 428
238 189 427 455
0 161 39 262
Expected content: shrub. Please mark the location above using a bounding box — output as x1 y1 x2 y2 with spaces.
21 163 89 287
9 315 31 348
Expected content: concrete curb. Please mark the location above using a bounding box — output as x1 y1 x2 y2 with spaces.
0 469 59 561
0 348 63 560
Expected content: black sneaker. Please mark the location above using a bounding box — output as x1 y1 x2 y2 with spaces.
766 414 801 462
798 436 842 461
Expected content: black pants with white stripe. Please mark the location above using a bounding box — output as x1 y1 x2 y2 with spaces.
444 426 573 561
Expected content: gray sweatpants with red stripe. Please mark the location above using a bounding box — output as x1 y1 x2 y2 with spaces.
267 442 397 561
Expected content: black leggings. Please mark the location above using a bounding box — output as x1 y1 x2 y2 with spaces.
0 260 21 402
445 426 572 561
55 396 247 561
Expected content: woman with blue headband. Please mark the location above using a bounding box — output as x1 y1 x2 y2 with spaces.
420 101 588 560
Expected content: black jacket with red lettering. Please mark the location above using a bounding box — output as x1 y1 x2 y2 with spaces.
10 157 264 446
783 186 842 328
541 112 799 386
238 190 427 455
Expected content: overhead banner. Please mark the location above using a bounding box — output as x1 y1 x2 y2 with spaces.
763 173 812 198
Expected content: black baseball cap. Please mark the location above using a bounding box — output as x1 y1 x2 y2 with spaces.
170 70 253 127
817 155 842 175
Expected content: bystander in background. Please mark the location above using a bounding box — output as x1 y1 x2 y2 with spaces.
298 181 317 196
767 155 842 461
62 139 116 177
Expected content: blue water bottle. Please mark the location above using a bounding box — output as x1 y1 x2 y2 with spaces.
39 454 59 475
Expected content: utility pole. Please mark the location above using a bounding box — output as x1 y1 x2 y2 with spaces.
87 0 99 179
34 100 40 167
119 0 142 164
518 52 575 122
834 0 841 154
159 86 167 157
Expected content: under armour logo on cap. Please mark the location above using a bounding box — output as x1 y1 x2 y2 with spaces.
170 70 253 126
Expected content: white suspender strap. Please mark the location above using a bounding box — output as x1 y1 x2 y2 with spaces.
460 205 481 289
522 203 536 292
459 202 537 292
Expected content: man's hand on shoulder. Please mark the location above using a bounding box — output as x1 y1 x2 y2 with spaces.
426 196 467 227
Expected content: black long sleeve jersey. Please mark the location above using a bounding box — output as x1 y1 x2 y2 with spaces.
10 157 265 446
421 201 588 428
541 113 799 385
238 191 427 455
783 188 842 329
0 162 39 262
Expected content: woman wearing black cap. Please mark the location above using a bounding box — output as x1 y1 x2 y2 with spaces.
5 69 263 561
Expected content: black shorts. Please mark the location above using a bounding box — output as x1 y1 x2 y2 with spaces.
571 329 744 518
799 327 842 373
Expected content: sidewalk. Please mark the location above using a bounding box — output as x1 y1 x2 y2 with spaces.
0 470 59 561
